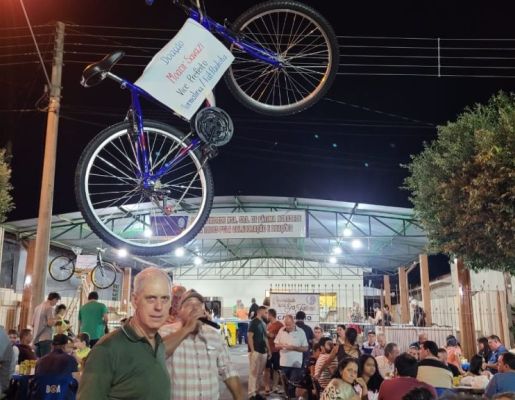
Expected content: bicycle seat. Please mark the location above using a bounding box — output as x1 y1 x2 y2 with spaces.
81 50 125 88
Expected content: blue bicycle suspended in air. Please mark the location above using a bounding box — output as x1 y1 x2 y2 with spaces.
76 0 339 255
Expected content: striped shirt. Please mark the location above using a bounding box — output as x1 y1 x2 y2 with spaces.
315 353 338 389
159 323 239 400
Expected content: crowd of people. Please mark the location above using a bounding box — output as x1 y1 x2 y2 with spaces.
0 268 514 400
244 308 515 400
0 289 108 398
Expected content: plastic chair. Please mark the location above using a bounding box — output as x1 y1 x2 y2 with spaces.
28 374 78 400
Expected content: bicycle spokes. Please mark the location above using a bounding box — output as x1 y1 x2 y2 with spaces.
229 9 333 111
81 124 210 249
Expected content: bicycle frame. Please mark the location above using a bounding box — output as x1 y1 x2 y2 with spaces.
106 72 202 190
101 0 284 190
176 0 281 67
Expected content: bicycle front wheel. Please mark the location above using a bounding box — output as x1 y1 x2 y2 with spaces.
225 0 339 116
75 120 214 256
48 256 75 282
91 262 117 289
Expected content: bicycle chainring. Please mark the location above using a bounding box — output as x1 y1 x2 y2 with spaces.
193 107 234 147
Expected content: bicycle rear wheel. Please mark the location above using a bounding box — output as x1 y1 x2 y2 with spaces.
225 0 339 116
48 256 75 282
91 262 117 289
75 120 214 256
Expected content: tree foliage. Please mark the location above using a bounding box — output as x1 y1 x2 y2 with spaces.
0 149 14 223
404 92 515 273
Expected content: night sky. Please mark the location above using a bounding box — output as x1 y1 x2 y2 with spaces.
2 0 515 227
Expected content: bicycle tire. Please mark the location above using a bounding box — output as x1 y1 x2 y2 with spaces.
48 256 75 282
75 120 214 256
225 0 339 116
91 262 117 289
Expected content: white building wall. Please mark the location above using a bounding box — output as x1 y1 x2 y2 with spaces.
470 269 507 291
175 276 364 320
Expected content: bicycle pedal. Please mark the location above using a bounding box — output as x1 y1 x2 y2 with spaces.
193 107 234 147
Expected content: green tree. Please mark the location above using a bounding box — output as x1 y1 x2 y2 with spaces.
0 149 14 223
404 92 515 273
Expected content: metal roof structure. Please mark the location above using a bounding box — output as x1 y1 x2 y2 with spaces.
3 196 427 279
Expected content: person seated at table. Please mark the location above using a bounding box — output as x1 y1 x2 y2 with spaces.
460 354 491 389
410 333 428 351
72 333 91 364
378 353 436 400
371 333 386 357
16 329 37 364
437 348 461 377
35 334 79 381
417 341 453 389
357 354 383 399
375 343 399 378
362 331 377 355
321 357 367 400
486 335 508 374
477 337 492 365
445 336 463 373
408 345 420 361
337 327 360 361
484 352 515 398
7 329 19 374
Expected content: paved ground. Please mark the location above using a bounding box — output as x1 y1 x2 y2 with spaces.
220 345 285 400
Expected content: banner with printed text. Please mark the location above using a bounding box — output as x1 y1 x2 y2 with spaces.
270 292 320 327
135 18 234 120
196 211 307 239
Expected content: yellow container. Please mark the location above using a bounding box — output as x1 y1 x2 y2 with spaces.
226 322 237 347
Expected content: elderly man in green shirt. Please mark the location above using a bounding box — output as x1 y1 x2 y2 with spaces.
78 267 205 400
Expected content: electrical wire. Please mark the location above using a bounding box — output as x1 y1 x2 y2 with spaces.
324 98 435 127
18 0 52 87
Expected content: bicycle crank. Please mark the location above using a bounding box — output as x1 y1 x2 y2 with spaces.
193 106 234 147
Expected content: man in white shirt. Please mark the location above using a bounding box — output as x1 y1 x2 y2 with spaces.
274 315 308 398
375 342 399 378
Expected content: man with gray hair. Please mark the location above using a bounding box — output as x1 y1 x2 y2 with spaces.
78 267 205 400
274 314 308 398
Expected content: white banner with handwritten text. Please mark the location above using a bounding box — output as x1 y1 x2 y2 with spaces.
135 18 234 120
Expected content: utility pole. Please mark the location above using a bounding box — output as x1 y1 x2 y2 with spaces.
23 21 65 323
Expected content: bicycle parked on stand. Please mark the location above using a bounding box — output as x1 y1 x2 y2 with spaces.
48 248 119 289
75 0 339 256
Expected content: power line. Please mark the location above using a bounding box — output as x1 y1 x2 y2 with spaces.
0 108 40 113
324 98 435 127
18 0 52 87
